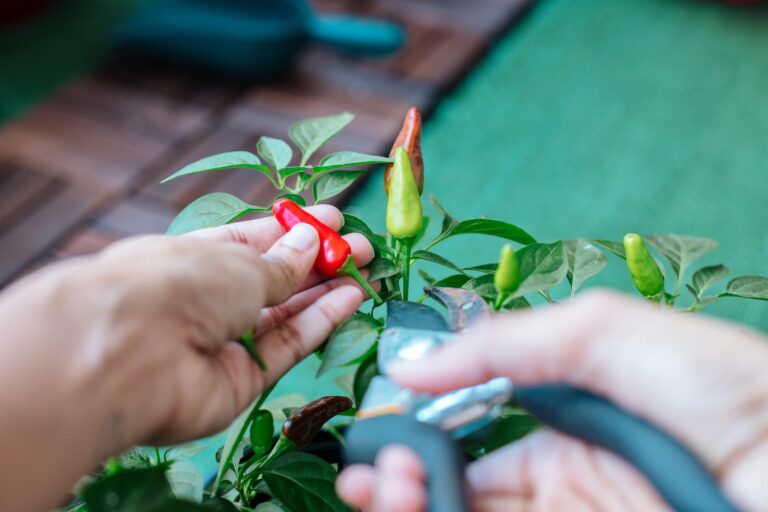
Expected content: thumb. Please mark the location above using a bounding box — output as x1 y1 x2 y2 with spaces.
258 223 320 306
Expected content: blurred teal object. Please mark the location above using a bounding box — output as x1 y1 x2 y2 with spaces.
113 0 404 78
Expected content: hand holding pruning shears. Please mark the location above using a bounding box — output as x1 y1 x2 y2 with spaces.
338 291 768 512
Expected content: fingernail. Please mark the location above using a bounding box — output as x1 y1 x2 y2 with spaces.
282 223 318 251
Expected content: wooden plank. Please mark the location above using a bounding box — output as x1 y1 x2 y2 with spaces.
95 195 177 236
56 227 121 257
0 163 58 235
0 184 106 285
0 78 211 191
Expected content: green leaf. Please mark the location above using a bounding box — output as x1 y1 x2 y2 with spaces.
563 239 607 295
417 268 437 285
276 193 306 206
318 314 381 376
368 258 399 282
425 218 536 251
312 170 367 203
166 193 267 236
161 151 270 183
721 276 768 301
82 467 172 512
645 235 718 280
462 274 497 299
289 112 354 166
429 194 456 231
167 459 203 503
464 263 497 274
353 351 378 407
249 410 275 459
278 166 311 179
315 151 392 171
592 239 626 259
501 296 532 310
484 413 539 452
432 274 471 288
411 250 468 276
513 241 568 297
691 264 729 296
257 136 293 171
262 452 351 512
340 213 376 240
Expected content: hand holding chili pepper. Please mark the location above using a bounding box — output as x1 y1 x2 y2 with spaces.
0 206 374 511
273 198 382 305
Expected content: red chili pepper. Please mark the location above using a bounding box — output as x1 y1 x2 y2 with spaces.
384 107 424 196
272 198 382 305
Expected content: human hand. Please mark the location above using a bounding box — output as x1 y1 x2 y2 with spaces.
0 205 374 510
337 291 768 512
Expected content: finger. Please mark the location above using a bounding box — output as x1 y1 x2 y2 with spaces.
254 284 365 385
258 223 320 306
293 232 377 292
258 271 373 333
467 430 667 512
373 446 427 512
183 205 343 251
337 465 376 510
345 232 376 268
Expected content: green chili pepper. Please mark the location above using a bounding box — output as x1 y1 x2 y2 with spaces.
623 233 664 298
494 244 520 295
493 244 520 310
386 147 423 240
248 410 274 459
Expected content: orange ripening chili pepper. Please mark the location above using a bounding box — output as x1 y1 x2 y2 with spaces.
272 198 382 305
384 107 423 196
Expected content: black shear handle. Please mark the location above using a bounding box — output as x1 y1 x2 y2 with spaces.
345 414 468 512
516 384 736 512
345 385 738 512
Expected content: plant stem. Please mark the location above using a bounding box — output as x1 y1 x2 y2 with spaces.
401 239 413 301
154 447 162 466
213 384 275 493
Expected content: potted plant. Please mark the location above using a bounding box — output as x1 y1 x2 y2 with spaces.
65 109 768 511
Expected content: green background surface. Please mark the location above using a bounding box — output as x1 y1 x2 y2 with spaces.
2 0 767 477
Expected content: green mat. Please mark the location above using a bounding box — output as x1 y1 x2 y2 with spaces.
347 0 768 333
2 0 768 473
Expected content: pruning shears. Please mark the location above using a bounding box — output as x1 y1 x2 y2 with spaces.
345 287 737 512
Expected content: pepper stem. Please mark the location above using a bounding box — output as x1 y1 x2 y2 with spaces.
339 255 382 305
493 292 509 311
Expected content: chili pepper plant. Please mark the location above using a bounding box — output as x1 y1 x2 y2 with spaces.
68 110 768 512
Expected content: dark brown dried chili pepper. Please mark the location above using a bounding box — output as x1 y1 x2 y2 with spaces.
281 396 353 448
384 107 424 196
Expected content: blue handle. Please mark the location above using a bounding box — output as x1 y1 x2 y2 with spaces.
516 384 737 512
308 15 404 56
